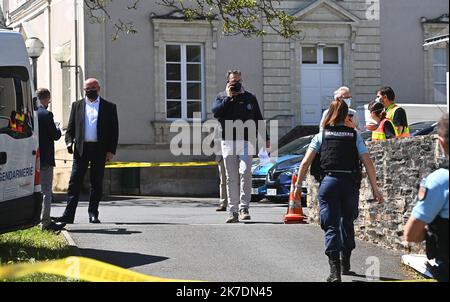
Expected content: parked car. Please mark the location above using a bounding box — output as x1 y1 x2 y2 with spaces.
265 152 309 206
409 121 438 136
251 135 314 202
265 135 314 206
360 130 373 141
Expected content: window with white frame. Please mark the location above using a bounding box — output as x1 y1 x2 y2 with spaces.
165 44 204 120
433 48 448 104
301 46 341 65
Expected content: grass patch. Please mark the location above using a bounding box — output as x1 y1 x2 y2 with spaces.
0 227 73 282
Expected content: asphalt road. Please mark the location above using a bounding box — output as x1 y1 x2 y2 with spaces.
51 196 410 282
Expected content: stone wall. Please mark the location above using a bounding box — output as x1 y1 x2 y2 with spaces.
307 135 448 253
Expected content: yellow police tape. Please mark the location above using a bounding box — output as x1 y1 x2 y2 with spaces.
105 161 218 169
0 256 203 282
0 257 435 282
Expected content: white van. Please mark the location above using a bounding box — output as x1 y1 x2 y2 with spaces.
0 29 42 234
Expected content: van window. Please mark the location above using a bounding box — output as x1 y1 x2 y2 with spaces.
0 66 34 139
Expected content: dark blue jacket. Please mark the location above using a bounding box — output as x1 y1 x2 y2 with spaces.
38 106 61 167
212 91 266 141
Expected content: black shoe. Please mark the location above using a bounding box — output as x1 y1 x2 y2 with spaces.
239 208 251 220
216 205 227 212
326 257 342 282
55 216 74 224
225 213 239 223
89 215 101 224
341 252 353 275
43 221 66 232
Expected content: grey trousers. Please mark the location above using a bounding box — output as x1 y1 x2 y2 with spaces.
40 165 54 228
221 141 253 214
218 157 228 207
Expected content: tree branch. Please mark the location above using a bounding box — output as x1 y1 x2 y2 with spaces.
83 0 301 40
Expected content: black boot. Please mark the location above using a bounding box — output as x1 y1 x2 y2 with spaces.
341 252 352 275
327 256 341 282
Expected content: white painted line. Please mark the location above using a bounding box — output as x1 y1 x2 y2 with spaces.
401 254 434 279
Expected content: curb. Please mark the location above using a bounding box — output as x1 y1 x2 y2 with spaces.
61 230 81 257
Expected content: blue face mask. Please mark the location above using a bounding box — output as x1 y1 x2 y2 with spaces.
344 98 352 107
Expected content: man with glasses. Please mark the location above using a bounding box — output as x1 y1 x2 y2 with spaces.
212 70 269 223
320 86 361 131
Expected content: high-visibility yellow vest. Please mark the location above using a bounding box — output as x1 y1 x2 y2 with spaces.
385 104 410 138
9 112 26 133
372 119 398 141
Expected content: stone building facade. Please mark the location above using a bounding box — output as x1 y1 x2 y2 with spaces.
1 0 448 164
262 0 383 136
1 1 448 194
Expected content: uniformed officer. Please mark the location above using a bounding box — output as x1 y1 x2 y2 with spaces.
294 99 384 282
404 113 449 282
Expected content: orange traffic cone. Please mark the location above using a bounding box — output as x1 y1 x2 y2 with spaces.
284 174 306 224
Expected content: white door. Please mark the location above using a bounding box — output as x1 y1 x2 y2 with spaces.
300 46 342 125
0 67 37 202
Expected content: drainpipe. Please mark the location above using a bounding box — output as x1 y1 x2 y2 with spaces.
47 1 52 110
74 0 79 100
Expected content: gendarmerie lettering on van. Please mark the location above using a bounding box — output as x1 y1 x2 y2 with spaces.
0 29 42 234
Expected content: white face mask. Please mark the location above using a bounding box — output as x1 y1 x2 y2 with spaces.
344 98 352 107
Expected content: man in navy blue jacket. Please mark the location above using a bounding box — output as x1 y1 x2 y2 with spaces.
37 88 65 232
212 70 269 223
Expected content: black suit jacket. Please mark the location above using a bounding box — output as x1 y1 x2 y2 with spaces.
38 106 62 166
65 98 119 157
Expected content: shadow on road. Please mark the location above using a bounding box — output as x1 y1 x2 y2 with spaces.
79 248 168 269
69 228 142 235
241 221 285 225
52 193 143 203
115 222 184 226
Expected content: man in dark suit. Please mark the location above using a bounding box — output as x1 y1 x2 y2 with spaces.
56 78 119 224
37 88 65 232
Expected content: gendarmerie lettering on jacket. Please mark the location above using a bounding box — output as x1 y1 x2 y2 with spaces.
324 130 355 139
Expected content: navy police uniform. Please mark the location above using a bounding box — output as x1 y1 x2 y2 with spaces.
412 168 449 282
309 125 368 260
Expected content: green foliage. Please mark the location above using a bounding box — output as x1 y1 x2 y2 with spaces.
160 0 300 38
84 0 301 40
84 0 141 40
